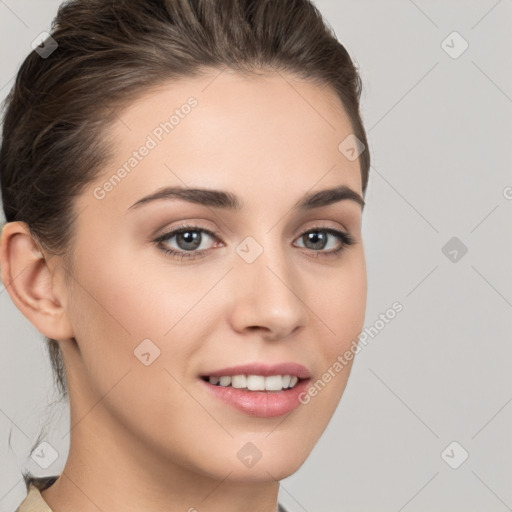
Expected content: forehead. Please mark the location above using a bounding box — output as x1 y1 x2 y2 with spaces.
85 69 363 214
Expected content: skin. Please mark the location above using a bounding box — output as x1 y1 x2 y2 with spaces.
1 68 367 512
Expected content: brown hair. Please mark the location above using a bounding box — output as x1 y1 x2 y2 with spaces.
1 0 370 402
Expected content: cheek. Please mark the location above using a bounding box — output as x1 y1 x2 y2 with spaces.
66 250 206 444
64 239 166 393
67 236 212 392
70 230 174 337
313 251 367 358
292 251 366 419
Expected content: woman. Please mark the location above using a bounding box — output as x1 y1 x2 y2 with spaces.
0 0 370 511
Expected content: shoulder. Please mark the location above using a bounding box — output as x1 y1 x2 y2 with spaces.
14 474 59 512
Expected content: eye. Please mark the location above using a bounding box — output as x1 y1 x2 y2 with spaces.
293 228 355 257
153 224 355 262
154 224 220 261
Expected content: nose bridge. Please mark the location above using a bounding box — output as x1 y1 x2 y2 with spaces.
228 233 308 337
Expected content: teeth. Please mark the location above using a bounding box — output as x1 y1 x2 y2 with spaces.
219 376 231 387
263 375 283 391
207 374 300 391
232 375 246 388
247 375 265 391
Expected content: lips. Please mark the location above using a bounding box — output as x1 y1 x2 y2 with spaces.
198 361 312 417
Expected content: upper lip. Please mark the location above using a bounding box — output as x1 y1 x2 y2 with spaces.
199 362 311 380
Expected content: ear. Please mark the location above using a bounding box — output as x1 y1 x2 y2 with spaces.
0 221 75 341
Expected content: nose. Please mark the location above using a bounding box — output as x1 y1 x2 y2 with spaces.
227 242 309 341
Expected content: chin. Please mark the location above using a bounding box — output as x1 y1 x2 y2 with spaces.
217 457 309 483
222 439 314 483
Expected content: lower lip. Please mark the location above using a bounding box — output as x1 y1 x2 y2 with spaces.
199 378 310 418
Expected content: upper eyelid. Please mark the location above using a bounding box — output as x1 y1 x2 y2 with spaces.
155 217 352 237
155 225 217 241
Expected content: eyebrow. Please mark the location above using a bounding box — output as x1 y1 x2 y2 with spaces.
126 183 365 213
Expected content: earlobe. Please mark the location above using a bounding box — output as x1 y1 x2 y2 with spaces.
0 221 75 341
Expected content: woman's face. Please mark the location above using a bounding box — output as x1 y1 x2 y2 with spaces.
58 69 367 482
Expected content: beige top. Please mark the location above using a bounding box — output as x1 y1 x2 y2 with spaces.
15 480 54 512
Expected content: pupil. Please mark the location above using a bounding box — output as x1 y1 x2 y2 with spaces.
306 231 326 250
177 231 201 250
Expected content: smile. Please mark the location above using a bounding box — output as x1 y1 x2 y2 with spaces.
201 374 300 391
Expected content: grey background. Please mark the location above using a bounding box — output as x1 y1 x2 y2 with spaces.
1 1 511 511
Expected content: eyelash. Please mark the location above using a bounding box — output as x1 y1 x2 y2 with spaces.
154 223 356 261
